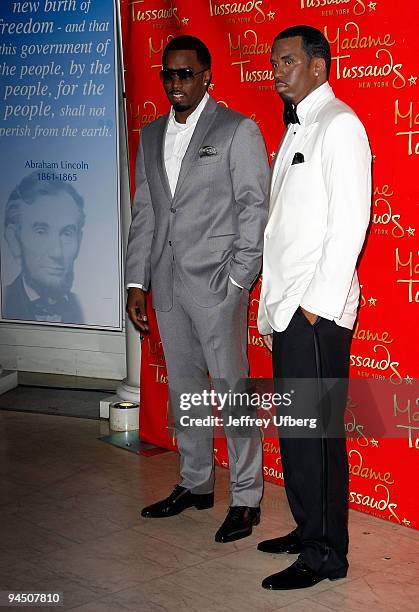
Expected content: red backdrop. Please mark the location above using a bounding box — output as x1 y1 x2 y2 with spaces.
119 0 418 529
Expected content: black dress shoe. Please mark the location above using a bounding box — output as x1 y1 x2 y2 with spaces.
257 529 302 554
141 485 214 518
262 558 347 590
215 506 260 543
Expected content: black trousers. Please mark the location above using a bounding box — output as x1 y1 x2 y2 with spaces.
272 307 352 575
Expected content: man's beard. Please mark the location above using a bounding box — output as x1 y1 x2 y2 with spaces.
22 264 75 301
172 102 192 113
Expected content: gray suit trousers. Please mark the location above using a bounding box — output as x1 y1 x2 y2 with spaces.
156 266 263 507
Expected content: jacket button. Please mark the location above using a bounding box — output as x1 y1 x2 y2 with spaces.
170 207 177 213
169 241 172 246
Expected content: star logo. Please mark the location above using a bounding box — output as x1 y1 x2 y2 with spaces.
368 297 377 306
368 1 377 10
370 438 379 447
270 151 276 159
408 75 417 86
404 375 413 385
407 227 415 236
208 83 215 91
181 17 189 25
267 10 276 20
402 518 411 526
222 461 228 467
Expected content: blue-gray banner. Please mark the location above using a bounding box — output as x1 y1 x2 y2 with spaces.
0 0 121 329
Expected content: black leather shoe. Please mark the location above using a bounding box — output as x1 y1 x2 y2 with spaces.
257 529 302 554
215 506 261 543
141 485 214 518
262 558 347 590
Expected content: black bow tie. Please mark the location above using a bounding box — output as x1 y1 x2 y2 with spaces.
283 103 300 126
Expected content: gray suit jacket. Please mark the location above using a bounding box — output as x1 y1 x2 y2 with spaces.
125 97 269 311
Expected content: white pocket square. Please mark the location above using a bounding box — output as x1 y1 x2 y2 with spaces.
199 146 218 157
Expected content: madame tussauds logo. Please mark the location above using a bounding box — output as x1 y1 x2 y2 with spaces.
228 29 273 83
130 0 180 23
209 0 267 23
300 0 368 15
350 344 403 385
148 35 174 68
349 483 400 523
325 22 406 88
130 100 163 130
231 59 274 83
394 99 419 157
228 30 271 57
349 450 395 485
372 184 405 238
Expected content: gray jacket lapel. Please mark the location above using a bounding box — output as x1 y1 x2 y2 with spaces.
156 115 172 202
173 97 218 200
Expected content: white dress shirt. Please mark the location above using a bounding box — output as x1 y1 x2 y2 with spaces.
164 92 209 197
128 92 242 290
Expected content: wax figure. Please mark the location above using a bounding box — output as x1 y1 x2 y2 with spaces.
3 172 85 324
258 25 371 589
125 36 269 542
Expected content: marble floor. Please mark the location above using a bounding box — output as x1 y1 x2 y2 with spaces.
0 409 417 611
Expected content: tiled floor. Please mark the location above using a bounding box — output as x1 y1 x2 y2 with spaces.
0 409 417 611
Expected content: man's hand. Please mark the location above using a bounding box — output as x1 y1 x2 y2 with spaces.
262 334 273 351
300 306 319 326
126 287 149 333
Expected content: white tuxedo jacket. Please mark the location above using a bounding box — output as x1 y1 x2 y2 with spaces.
258 84 371 334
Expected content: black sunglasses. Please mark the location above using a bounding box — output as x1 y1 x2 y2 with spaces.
160 67 208 82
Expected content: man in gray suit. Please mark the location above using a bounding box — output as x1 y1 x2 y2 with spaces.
125 36 269 542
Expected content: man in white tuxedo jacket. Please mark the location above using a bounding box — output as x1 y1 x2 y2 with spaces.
257 26 371 590
125 36 269 543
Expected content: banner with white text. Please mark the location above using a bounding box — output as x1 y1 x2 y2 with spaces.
0 0 122 329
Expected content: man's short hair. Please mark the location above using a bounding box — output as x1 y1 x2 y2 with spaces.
5 171 85 231
162 35 211 69
275 25 331 79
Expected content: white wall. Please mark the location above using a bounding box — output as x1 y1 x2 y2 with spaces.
0 323 126 380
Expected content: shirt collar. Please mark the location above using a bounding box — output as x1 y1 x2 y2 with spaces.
22 276 40 302
170 92 210 129
296 82 334 124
